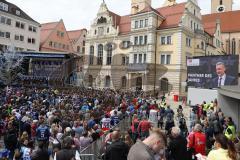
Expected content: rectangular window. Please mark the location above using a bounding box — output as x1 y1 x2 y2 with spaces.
0 16 6 24
32 27 36 32
139 36 143 45
28 38 31 43
134 36 138 45
16 21 20 28
29 26 33 31
134 54 138 63
161 37 166 45
15 35 19 40
161 55 165 64
122 56 126 65
6 18 11 25
32 38 35 44
140 20 143 28
144 35 148 45
145 19 148 27
123 41 130 48
135 21 138 28
0 2 8 11
20 35 24 41
161 54 171 64
5 32 10 38
126 56 129 65
139 54 142 63
0 31 5 37
167 36 171 44
143 54 146 63
186 37 191 47
54 42 57 48
20 23 24 29
61 32 64 37
166 55 171 64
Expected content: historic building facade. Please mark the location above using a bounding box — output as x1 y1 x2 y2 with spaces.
83 0 223 96
40 19 74 52
0 0 40 52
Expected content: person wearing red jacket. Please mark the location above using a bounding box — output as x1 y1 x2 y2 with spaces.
138 117 152 139
188 124 206 156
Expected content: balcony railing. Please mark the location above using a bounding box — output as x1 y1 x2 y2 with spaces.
127 63 148 72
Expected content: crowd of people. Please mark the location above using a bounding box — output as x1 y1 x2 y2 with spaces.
0 86 239 160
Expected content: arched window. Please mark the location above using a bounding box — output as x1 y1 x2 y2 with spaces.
121 76 127 88
89 45 94 65
97 44 103 65
160 78 169 92
89 75 93 87
105 76 111 87
232 38 236 55
106 43 112 65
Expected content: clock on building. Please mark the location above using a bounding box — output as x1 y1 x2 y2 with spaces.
217 5 225 12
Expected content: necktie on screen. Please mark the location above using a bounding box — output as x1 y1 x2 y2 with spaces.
218 77 222 87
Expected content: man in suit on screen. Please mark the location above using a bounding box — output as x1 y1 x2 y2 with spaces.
210 62 236 88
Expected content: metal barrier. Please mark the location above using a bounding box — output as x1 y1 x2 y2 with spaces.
80 116 130 160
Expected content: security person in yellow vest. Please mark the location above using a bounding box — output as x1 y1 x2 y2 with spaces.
209 101 214 109
225 117 236 141
202 101 208 116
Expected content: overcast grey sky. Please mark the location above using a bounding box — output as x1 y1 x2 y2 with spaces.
6 0 240 30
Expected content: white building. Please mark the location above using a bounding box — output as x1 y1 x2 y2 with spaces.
0 0 40 52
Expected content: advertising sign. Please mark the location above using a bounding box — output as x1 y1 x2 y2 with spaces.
187 55 239 89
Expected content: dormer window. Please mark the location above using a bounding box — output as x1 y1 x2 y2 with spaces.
0 2 8 11
16 10 21 16
97 17 107 24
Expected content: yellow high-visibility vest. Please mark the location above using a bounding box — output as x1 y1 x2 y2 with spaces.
225 125 236 141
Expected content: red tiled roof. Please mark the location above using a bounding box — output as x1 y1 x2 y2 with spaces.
119 15 131 35
203 21 217 36
67 29 87 40
203 10 240 33
116 2 186 34
134 6 164 17
157 2 186 29
40 21 59 44
109 11 121 27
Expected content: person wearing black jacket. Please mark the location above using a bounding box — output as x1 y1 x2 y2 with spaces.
167 127 188 160
104 131 129 160
55 136 78 160
4 121 19 160
31 141 49 160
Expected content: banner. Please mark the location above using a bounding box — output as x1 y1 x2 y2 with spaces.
187 55 239 89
